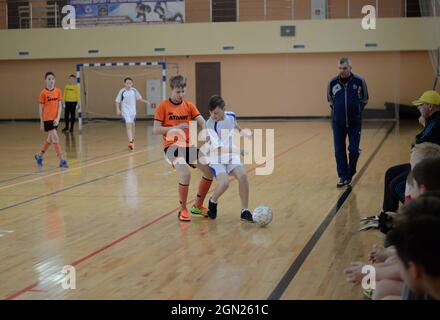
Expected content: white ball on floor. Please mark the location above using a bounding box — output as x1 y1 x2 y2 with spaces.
252 206 273 227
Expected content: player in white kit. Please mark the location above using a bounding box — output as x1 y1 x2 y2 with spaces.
205 95 254 222
115 77 150 150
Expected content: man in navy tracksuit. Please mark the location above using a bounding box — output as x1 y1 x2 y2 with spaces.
327 57 369 187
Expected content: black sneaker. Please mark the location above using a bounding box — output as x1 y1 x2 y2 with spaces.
337 179 350 188
240 209 254 222
360 215 379 223
62 128 69 133
378 211 395 234
208 199 217 219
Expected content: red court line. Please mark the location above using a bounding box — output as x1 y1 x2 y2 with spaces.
5 283 39 300
4 208 179 300
70 207 180 267
4 133 320 300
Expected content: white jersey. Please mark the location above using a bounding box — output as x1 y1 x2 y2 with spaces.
205 111 240 165
115 87 142 115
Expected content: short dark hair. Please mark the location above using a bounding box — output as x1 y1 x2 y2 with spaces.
388 194 440 276
339 57 352 67
69 74 76 78
124 77 133 83
169 75 186 89
208 95 225 111
412 158 440 191
45 72 55 79
387 215 440 277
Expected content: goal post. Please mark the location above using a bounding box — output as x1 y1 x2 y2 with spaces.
75 61 167 132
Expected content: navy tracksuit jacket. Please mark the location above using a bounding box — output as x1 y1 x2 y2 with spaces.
384 111 440 212
327 73 369 181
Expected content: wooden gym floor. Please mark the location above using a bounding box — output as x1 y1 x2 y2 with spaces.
0 120 418 299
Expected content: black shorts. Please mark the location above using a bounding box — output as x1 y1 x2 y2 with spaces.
44 120 58 132
164 146 200 168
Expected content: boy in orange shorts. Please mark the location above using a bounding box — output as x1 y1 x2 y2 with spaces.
34 72 68 168
153 75 213 222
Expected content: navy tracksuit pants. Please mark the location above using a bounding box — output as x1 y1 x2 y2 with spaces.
383 163 410 212
332 120 362 181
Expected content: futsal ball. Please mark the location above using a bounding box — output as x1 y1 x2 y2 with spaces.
252 206 273 227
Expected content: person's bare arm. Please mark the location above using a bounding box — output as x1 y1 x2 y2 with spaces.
138 97 150 104
235 122 252 138
374 262 402 282
137 94 150 111
39 104 44 131
344 260 401 284
153 120 188 136
54 101 62 126
195 115 206 130
368 245 397 263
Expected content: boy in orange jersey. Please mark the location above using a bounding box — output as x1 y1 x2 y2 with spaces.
153 75 213 222
34 72 68 168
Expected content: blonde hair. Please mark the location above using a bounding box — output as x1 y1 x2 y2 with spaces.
410 142 440 169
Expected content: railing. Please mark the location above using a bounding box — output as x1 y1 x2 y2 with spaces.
1 0 65 29
16 3 61 28
0 0 437 30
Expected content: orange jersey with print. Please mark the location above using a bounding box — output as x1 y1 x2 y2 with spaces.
154 99 201 148
39 88 62 121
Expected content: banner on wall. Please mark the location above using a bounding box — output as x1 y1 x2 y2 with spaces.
69 0 185 26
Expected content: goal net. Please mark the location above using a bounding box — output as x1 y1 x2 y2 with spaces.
76 61 179 131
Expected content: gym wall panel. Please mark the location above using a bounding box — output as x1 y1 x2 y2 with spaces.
0 18 438 60
239 0 265 22
328 0 404 18
185 0 211 23
0 1 6 29
0 51 433 119
0 0 408 31
378 0 404 18
327 0 349 19
349 0 377 18
293 0 311 20
266 0 293 21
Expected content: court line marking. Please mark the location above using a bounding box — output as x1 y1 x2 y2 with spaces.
0 127 287 187
267 122 395 300
0 144 159 192
0 131 290 210
0 142 160 186
4 132 320 300
0 158 163 213
0 145 136 184
0 230 14 238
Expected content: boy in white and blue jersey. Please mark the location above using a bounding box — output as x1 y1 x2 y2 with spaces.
205 95 253 222
115 77 150 150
